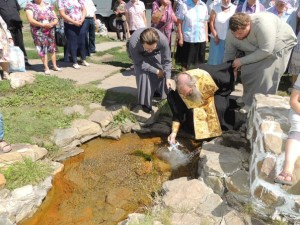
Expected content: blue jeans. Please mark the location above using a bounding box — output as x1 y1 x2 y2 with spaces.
84 18 96 53
0 114 3 140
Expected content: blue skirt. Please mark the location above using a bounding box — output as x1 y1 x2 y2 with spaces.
207 38 225 65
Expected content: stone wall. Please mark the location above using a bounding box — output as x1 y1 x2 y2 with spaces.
247 94 300 221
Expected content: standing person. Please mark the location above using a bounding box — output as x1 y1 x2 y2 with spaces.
127 27 172 113
0 0 32 67
25 0 61 75
274 75 300 186
0 113 12 153
125 0 147 36
57 0 89 69
288 10 300 88
151 0 177 46
0 15 13 80
267 0 297 33
223 12 297 113
207 0 236 65
176 0 209 71
235 0 265 13
114 0 127 41
84 0 97 53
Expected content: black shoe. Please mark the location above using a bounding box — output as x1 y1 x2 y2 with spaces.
25 62 32 67
90 50 96 53
142 105 152 114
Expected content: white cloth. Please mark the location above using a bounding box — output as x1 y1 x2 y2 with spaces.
241 0 261 12
212 3 236 40
85 0 96 17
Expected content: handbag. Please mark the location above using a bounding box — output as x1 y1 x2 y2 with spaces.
8 46 25 72
55 27 67 47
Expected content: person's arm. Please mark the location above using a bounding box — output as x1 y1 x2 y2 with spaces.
223 31 237 62
290 89 300 114
239 19 276 65
209 9 219 44
143 10 147 26
160 37 172 79
177 19 184 46
79 5 87 25
0 15 12 44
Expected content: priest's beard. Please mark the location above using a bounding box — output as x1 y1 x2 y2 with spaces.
185 86 201 102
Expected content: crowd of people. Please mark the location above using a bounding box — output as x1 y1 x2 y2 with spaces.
0 0 300 184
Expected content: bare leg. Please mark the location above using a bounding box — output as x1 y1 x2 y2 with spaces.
282 138 300 174
276 138 300 183
41 54 49 71
51 52 58 70
291 74 298 87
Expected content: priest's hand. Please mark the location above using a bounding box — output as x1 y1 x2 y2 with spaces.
156 69 165 78
168 132 177 145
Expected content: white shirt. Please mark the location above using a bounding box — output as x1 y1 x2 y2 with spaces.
85 0 96 18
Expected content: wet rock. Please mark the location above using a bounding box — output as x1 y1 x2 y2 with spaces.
53 147 84 162
200 143 243 177
9 72 35 89
135 161 153 176
0 144 48 168
52 127 79 147
0 173 6 189
106 187 133 208
111 208 127 222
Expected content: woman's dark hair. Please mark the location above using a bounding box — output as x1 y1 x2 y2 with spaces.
140 28 160 45
229 13 251 32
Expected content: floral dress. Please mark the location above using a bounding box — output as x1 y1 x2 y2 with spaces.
0 15 11 62
25 2 57 57
57 0 84 23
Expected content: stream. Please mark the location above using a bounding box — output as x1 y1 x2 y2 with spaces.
19 134 200 225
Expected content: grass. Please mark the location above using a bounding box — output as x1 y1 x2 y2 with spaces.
113 108 137 125
0 157 53 190
0 75 105 145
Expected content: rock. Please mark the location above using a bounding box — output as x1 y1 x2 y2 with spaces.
71 119 102 137
111 208 127 222
106 187 133 208
225 170 250 198
200 143 243 177
0 173 6 189
222 209 248 225
170 213 203 225
130 105 159 124
101 126 122 140
9 72 35 89
0 144 48 168
254 185 284 207
257 157 276 182
63 105 85 116
162 177 223 220
117 213 145 225
203 175 225 196
89 103 102 110
88 110 113 127
0 217 14 225
263 133 284 155
52 128 79 147
120 120 136 133
11 185 34 199
53 147 84 162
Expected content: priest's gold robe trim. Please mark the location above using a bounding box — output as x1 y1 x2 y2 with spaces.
179 69 222 139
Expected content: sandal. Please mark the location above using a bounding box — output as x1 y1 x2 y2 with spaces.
274 171 293 186
0 140 12 153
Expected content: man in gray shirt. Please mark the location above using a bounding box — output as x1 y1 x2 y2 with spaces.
223 12 297 113
127 27 172 113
